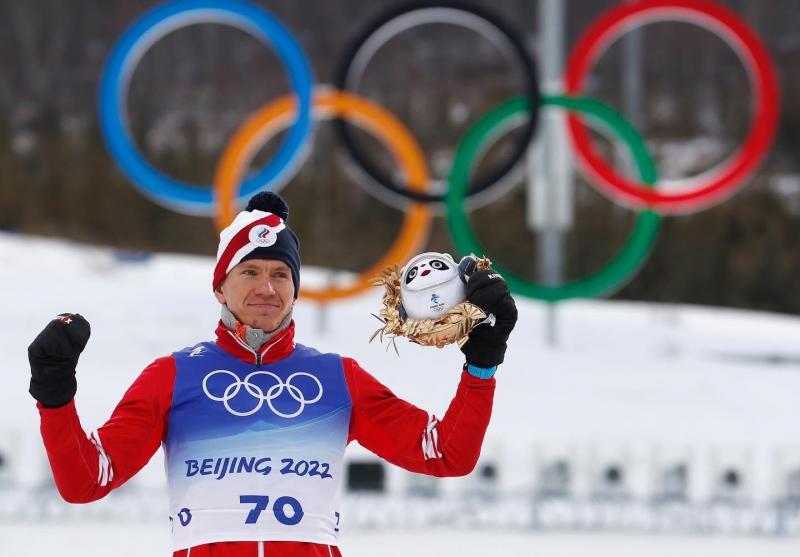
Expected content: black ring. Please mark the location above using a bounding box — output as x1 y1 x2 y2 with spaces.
334 1 541 205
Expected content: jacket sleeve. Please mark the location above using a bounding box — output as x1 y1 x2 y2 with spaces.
343 358 495 477
37 355 175 503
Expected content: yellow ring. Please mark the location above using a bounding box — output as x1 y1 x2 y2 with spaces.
213 89 432 302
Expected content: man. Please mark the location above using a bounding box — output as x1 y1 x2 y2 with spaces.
28 192 518 556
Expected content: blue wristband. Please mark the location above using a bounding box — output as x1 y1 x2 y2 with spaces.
465 363 498 379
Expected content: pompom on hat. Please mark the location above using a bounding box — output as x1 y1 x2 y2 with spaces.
213 192 301 297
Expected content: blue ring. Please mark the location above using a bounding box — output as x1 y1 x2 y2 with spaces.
98 0 314 216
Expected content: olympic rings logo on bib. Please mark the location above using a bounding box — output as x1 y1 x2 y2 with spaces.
202 370 323 419
100 0 780 303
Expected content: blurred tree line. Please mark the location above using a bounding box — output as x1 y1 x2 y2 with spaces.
1 0 800 313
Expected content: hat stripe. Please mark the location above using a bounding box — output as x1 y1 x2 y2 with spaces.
225 242 260 275
216 210 266 260
213 213 283 289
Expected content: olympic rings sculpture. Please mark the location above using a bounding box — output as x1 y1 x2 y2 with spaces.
99 0 780 302
564 0 780 214
99 0 314 216
202 369 323 418
333 1 541 206
447 95 661 302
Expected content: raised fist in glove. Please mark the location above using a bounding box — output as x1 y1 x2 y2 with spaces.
459 264 518 369
28 313 91 408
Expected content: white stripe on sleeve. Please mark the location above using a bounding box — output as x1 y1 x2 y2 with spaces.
421 414 443 460
89 430 114 487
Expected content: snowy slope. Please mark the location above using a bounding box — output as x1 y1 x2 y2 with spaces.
3 232 800 555
2 232 800 499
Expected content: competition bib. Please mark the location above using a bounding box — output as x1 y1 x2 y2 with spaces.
166 342 351 550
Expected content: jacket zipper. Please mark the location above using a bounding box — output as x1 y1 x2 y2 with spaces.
226 330 258 362
258 541 264 557
258 331 289 365
225 329 287 367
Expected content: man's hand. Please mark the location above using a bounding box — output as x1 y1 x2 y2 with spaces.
28 314 91 408
460 268 518 369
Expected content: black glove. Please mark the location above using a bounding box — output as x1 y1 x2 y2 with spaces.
28 313 91 408
459 265 518 368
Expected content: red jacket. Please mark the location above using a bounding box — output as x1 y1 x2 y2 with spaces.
38 321 495 556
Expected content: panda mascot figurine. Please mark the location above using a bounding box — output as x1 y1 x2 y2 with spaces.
399 252 482 321
371 251 488 349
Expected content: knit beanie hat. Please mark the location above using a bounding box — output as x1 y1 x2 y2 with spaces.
213 192 301 298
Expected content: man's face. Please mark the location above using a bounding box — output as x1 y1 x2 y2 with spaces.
214 259 294 332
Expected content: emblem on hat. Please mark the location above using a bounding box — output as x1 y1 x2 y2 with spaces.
248 219 286 247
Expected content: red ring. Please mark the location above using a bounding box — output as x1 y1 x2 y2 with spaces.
565 0 780 214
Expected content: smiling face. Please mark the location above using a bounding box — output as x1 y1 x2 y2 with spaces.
214 259 294 331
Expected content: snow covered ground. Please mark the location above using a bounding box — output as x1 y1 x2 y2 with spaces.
2 232 800 555
3 521 800 557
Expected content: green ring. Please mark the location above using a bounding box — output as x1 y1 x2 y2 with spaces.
446 95 661 301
